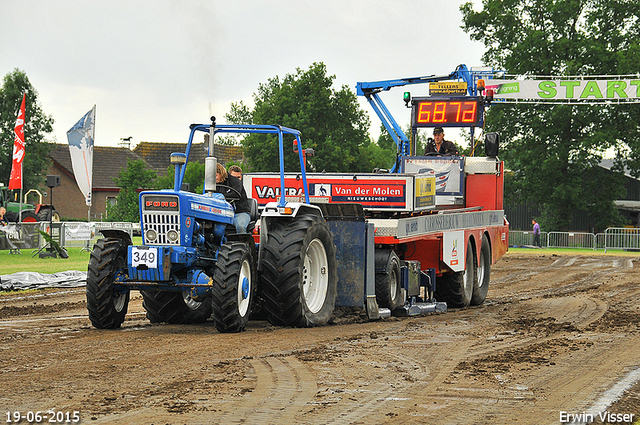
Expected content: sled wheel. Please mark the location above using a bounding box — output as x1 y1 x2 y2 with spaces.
471 235 491 306
375 250 403 310
435 238 475 308
211 242 255 333
260 216 337 327
86 238 130 328
141 289 212 324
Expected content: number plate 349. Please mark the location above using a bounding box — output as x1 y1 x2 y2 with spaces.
131 247 158 268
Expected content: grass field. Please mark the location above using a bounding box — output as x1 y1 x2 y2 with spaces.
0 237 143 276
1 242 635 277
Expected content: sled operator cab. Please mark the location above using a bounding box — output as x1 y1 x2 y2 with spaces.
354 65 509 310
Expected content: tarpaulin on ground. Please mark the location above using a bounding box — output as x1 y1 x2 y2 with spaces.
0 271 86 291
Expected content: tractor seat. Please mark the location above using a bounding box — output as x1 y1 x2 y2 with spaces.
246 198 260 234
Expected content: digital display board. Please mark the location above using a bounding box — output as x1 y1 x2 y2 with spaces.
412 97 483 127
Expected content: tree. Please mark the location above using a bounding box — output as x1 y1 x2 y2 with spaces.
107 159 157 222
370 123 433 170
461 0 640 231
0 69 55 190
156 162 205 194
225 63 372 173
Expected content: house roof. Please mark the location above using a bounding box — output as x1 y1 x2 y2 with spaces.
48 140 246 189
134 140 245 177
599 159 637 180
49 144 147 189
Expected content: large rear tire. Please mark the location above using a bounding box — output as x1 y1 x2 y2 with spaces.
86 238 130 328
36 207 61 222
211 242 255 333
19 211 39 223
435 238 475 308
375 250 403 310
141 290 212 324
471 235 491 306
260 216 337 327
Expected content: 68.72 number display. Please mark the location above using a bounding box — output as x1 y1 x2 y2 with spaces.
411 97 483 127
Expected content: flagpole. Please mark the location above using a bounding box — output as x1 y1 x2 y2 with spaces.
89 104 95 224
20 93 24 222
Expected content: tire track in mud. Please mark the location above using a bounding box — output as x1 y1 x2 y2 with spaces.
490 256 633 304
213 355 316 424
333 335 476 423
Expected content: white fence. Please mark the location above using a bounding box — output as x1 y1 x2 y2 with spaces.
509 228 640 252
0 222 140 251
64 222 140 248
6 222 639 252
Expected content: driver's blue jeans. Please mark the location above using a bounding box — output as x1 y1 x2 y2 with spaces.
234 212 250 234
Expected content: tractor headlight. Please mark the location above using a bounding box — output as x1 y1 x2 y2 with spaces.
146 228 157 242
167 229 180 243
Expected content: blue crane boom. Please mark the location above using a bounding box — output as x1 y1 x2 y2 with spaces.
356 64 493 171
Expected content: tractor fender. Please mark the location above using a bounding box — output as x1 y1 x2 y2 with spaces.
99 229 133 246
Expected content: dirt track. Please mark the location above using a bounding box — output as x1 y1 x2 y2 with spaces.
1 251 639 425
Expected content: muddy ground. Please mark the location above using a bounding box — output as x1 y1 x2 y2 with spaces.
0 251 639 425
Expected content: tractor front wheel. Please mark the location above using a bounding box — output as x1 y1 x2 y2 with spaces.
86 238 130 328
211 242 255 333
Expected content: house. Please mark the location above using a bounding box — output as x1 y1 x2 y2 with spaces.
133 138 244 177
46 140 245 221
48 144 147 221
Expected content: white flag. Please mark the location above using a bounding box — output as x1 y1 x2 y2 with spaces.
67 106 95 206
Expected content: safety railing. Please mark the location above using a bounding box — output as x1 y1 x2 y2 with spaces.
509 228 640 251
0 222 141 252
507 230 548 248
603 227 640 253
548 231 596 249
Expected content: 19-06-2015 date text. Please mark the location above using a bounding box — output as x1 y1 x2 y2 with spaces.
5 411 80 423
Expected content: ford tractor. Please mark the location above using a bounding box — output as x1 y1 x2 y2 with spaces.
86 119 338 333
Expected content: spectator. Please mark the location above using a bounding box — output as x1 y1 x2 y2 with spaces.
0 207 7 226
215 163 250 233
424 126 459 156
228 165 243 181
532 219 541 248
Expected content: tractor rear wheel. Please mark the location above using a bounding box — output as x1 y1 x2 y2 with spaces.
260 216 337 327
435 238 475 308
19 211 39 223
141 290 212 324
86 238 130 328
471 235 491 305
37 207 60 222
375 250 403 310
211 242 255 333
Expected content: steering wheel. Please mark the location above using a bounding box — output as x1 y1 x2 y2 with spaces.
217 184 243 201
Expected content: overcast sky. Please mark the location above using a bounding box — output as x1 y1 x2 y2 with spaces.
0 1 484 149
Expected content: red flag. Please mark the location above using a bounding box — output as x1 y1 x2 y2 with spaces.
8 93 26 190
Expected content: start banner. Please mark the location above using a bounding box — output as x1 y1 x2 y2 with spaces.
487 79 640 101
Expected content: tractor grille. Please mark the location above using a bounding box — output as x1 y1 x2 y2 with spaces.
142 212 181 245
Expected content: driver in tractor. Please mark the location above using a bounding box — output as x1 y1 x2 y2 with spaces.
424 126 459 156
215 163 251 233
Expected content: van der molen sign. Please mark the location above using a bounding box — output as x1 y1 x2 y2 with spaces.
487 79 640 101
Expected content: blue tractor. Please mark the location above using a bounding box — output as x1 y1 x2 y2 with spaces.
86 119 338 332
